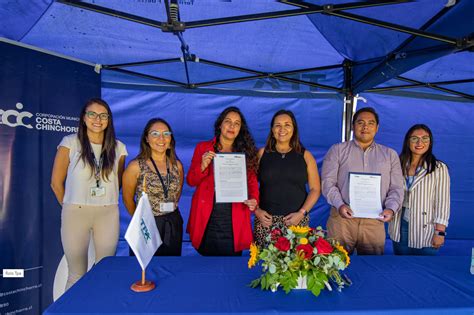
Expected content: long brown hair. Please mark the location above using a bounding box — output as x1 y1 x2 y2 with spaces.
136 118 178 167
77 98 117 181
264 109 305 154
213 106 258 172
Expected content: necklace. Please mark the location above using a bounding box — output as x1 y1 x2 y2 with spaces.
276 147 292 159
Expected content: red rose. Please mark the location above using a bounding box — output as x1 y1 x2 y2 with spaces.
270 228 282 241
274 236 291 251
314 238 334 255
296 244 314 260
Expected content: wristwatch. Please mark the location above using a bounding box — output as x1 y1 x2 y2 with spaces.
434 230 446 236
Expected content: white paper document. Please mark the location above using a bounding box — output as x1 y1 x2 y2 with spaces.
349 172 383 219
214 153 248 203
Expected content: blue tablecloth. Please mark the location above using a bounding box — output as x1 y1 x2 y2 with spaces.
44 256 474 315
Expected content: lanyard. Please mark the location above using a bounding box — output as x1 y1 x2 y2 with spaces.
406 166 421 190
406 176 415 190
150 157 170 200
93 155 103 188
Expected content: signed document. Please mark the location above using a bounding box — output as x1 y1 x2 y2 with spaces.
214 153 248 203
349 172 382 218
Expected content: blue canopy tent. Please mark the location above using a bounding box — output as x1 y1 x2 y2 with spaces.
1 0 473 311
2 0 473 255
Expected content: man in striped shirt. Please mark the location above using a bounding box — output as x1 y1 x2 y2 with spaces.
321 107 403 255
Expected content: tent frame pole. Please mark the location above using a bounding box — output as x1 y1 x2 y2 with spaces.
366 78 474 92
392 76 474 100
104 68 188 88
60 0 472 98
284 0 460 46
185 0 408 29
343 59 354 142
352 3 461 93
104 58 343 91
106 59 181 69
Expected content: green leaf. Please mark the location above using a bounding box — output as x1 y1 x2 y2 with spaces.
307 273 316 289
316 272 328 283
269 264 276 274
261 274 267 289
265 273 277 290
310 284 322 297
279 271 297 294
314 256 321 265
249 278 261 288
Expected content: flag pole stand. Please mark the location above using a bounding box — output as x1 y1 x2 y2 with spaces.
131 269 155 292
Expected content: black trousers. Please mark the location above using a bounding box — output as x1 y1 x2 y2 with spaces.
130 209 183 256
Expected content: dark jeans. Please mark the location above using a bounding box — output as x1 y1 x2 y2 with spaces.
393 217 438 256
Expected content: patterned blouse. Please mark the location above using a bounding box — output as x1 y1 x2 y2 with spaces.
135 158 181 216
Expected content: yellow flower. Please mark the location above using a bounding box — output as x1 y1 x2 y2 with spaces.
299 237 309 245
248 243 259 268
335 244 350 266
289 225 311 234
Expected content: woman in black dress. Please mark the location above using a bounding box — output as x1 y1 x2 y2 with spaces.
254 110 321 247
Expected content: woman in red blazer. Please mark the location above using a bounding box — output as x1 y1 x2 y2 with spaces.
187 106 259 256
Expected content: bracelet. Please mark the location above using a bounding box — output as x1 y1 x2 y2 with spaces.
434 230 446 236
299 208 309 217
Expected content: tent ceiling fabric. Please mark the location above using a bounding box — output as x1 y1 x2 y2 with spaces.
0 0 472 98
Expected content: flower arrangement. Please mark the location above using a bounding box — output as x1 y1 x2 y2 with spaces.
248 225 351 296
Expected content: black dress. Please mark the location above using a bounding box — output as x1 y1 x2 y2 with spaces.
198 200 241 256
255 150 308 247
259 150 308 216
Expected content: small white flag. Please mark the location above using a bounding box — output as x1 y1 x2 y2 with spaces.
125 192 162 271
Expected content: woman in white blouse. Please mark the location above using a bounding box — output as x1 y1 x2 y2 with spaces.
389 124 450 255
51 98 127 290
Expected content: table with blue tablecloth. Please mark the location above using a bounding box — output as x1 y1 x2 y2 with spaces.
44 255 474 315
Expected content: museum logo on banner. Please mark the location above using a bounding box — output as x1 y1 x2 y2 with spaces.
0 102 79 133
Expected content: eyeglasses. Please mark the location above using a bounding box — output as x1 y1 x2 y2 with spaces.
409 136 430 144
149 130 172 138
86 111 109 121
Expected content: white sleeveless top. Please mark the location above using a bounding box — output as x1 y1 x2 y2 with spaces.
59 134 128 206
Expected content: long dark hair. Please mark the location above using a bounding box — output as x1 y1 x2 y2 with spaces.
264 109 305 154
78 98 117 181
136 118 178 166
400 124 439 176
213 106 258 172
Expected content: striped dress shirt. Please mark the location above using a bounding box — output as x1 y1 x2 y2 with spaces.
388 161 450 249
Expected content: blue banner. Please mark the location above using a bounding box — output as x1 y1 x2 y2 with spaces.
0 41 100 314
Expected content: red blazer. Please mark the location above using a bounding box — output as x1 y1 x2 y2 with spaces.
186 138 259 252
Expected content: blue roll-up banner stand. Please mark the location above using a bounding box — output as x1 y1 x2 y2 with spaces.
0 41 100 314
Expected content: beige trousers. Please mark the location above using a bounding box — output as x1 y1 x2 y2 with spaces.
61 204 119 290
326 207 385 255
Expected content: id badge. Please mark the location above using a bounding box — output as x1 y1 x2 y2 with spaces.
159 202 174 213
90 186 106 197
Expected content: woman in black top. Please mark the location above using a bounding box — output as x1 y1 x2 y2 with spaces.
254 110 321 247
